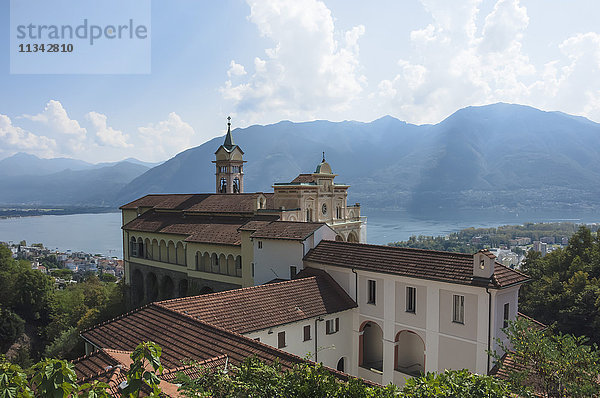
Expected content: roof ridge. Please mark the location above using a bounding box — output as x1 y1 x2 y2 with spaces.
318 240 475 257
161 355 228 375
81 303 153 335
157 276 318 307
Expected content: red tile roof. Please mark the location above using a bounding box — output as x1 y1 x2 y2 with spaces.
123 211 278 246
248 221 328 241
290 174 316 184
159 272 356 333
81 304 312 371
303 241 530 289
120 193 275 214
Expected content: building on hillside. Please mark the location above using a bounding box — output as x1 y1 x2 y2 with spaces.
121 119 364 304
112 118 530 386
86 243 528 386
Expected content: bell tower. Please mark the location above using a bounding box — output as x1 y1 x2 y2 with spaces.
213 117 245 194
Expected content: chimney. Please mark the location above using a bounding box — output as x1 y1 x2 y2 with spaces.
473 249 495 280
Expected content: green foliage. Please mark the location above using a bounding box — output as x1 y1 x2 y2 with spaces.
0 342 162 397
402 369 510 397
43 327 80 360
495 318 600 397
30 359 78 398
50 269 73 280
0 360 33 398
99 273 117 283
176 356 513 397
122 341 164 398
519 226 600 343
0 308 25 352
78 380 111 398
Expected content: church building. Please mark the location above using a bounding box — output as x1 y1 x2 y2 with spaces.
120 119 365 305
90 118 532 388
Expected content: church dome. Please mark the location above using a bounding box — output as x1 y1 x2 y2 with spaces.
315 160 332 174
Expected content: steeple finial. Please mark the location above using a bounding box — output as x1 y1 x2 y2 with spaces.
322 151 325 162
224 116 234 150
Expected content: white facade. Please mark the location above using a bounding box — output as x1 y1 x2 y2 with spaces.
243 309 355 373
252 225 336 285
300 261 521 386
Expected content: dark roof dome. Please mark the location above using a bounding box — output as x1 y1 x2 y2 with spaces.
315 152 332 174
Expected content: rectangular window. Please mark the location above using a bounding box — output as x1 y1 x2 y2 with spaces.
251 263 255 277
258 241 263 249
406 286 416 313
503 303 510 328
326 317 340 335
452 294 465 324
290 266 297 279
367 280 376 304
278 331 286 348
303 325 311 341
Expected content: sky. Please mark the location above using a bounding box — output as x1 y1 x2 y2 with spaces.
1 0 600 163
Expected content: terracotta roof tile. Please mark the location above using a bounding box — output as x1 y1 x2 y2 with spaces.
123 211 276 246
81 304 309 371
249 221 327 241
80 305 366 389
120 193 275 214
304 241 530 289
159 273 356 333
290 174 316 184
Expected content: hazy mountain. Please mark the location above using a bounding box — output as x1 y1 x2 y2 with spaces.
94 158 162 169
117 103 600 214
0 153 161 178
0 153 93 176
0 161 150 206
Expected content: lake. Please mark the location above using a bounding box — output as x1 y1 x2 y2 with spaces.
1 209 598 258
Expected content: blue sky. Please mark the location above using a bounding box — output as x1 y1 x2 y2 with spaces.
1 0 600 162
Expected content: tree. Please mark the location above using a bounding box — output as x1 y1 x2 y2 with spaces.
0 309 25 352
402 369 510 398
494 318 600 397
519 226 600 343
99 273 117 283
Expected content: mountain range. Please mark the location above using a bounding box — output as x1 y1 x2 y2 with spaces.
2 103 600 215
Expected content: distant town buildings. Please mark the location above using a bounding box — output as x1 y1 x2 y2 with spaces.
0 241 123 283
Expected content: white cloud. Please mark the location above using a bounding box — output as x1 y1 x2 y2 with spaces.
86 112 131 148
221 0 366 122
371 0 600 124
227 61 247 77
23 100 86 137
22 100 87 153
0 114 56 158
371 0 540 123
137 112 195 161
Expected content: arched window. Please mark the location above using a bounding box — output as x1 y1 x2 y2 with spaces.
337 357 345 372
306 208 313 222
220 177 227 193
233 177 240 193
235 256 242 277
211 253 219 273
130 237 138 257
